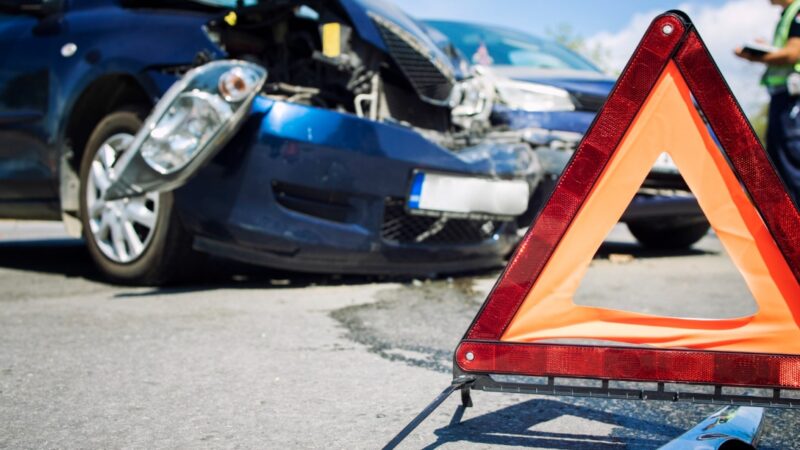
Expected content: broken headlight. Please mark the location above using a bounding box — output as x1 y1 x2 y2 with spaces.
141 91 232 174
104 60 267 200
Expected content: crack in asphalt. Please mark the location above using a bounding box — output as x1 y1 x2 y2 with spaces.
330 278 481 374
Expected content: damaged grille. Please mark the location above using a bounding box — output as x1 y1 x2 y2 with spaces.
370 13 455 104
381 199 499 245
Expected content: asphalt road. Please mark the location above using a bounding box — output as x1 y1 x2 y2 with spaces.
0 221 797 449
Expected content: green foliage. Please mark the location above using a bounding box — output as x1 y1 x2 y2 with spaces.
546 23 584 52
546 23 614 74
749 103 769 145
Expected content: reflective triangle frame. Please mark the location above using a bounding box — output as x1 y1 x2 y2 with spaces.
384 11 800 449
454 10 800 397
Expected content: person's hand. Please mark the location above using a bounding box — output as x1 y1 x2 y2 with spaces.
735 47 763 62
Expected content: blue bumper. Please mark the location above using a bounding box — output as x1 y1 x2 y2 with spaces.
172 97 530 274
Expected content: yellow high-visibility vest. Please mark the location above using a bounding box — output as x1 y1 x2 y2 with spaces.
763 0 800 87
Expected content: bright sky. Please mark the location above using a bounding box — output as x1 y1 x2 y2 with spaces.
401 0 783 115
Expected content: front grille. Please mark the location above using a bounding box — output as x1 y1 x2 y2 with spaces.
272 181 352 223
571 91 608 112
370 14 454 104
381 199 499 245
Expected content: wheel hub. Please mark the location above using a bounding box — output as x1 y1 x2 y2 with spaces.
85 133 160 263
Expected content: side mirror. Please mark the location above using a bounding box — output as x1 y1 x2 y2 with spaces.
0 0 63 17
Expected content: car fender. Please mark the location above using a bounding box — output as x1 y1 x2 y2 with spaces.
55 5 222 143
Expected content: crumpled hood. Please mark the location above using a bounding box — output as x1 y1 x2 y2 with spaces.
338 0 460 78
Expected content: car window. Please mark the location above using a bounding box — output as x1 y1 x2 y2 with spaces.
426 20 600 72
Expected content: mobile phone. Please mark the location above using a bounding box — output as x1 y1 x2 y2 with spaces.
741 42 777 57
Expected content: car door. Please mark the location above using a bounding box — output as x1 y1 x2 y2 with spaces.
0 6 61 216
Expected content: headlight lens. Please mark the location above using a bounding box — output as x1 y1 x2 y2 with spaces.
496 80 575 112
103 60 268 200
137 64 264 175
141 91 233 174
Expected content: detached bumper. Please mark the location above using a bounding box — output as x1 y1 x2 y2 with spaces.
172 97 531 275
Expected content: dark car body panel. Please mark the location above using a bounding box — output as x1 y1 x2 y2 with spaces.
0 1 222 217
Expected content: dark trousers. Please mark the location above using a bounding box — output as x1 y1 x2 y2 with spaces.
767 91 800 204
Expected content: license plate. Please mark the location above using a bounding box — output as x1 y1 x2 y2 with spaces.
407 172 529 218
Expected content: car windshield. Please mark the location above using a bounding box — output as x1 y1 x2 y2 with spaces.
425 20 601 72
187 0 257 6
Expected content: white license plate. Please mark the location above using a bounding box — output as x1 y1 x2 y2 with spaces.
407 172 529 217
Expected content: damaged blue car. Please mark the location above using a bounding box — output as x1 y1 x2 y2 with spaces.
0 0 544 284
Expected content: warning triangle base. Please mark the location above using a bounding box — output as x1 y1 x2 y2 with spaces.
455 368 799 409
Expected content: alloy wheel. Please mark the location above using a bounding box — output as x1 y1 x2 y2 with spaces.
85 133 160 263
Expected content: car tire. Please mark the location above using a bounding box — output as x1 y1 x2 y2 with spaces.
78 107 198 285
627 219 710 250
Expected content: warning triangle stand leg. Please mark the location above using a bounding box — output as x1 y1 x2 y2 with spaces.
382 375 474 450
461 383 473 408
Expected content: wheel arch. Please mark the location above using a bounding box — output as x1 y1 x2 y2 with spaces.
60 73 155 236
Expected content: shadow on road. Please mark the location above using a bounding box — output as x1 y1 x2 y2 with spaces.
595 239 714 260
0 234 715 296
425 398 683 449
0 238 429 295
0 238 106 282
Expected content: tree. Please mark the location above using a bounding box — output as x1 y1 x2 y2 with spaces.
749 103 769 145
546 23 613 74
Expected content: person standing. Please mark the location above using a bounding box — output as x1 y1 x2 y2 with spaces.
736 0 800 203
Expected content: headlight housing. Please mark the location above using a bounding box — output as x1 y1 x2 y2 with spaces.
141 91 233 174
104 60 267 200
495 80 575 112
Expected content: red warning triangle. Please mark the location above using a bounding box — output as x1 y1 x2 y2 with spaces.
456 12 800 389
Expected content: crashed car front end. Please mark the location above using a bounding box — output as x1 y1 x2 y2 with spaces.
105 0 543 275
173 97 537 274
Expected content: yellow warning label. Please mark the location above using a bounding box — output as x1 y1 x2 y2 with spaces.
322 23 341 58
224 11 237 26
